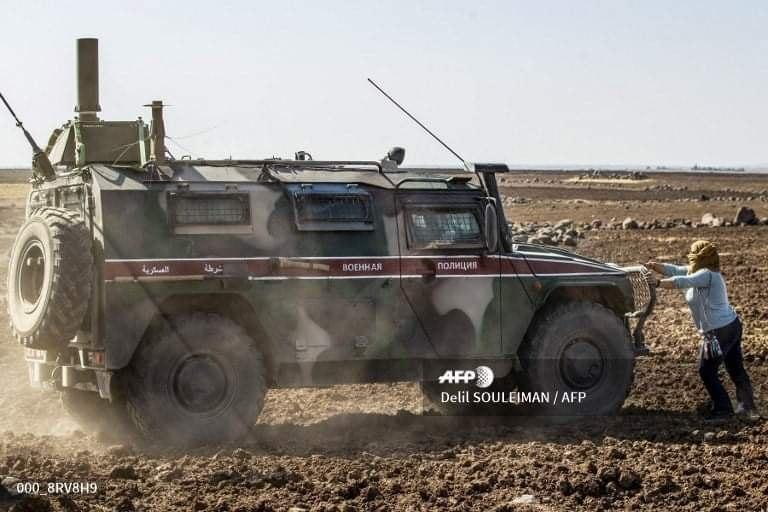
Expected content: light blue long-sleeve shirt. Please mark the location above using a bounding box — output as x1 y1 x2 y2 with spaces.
660 263 737 333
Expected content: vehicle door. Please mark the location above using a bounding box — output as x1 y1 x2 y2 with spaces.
396 188 502 357
280 183 424 363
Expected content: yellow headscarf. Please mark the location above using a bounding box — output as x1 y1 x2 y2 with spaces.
687 240 720 273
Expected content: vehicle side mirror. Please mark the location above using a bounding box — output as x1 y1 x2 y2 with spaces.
483 201 499 253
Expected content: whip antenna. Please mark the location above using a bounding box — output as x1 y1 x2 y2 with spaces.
367 78 465 165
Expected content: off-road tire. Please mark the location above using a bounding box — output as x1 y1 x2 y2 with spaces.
123 313 267 446
519 301 635 417
61 389 133 438
7 207 92 349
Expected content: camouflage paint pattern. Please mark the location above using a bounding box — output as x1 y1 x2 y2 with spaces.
23 159 637 390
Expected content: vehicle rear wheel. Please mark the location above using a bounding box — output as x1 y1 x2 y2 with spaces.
123 313 267 446
519 301 635 418
7 207 92 349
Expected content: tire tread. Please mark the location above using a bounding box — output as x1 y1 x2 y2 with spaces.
7 207 93 349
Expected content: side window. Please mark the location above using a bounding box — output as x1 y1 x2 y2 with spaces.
169 193 251 226
406 207 483 249
167 192 255 235
290 185 375 231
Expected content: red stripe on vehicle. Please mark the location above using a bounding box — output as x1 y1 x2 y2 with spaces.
401 257 497 276
103 255 618 280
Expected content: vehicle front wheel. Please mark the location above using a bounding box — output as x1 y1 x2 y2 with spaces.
519 301 635 418
123 313 267 446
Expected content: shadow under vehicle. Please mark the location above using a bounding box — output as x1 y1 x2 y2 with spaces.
5 39 654 445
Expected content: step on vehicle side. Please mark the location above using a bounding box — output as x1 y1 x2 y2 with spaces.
6 39 655 445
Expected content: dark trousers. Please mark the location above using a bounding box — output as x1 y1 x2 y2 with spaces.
699 317 756 413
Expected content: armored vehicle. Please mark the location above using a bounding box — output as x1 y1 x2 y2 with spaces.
6 39 654 444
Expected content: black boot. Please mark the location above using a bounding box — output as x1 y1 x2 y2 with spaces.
703 408 733 423
732 378 759 420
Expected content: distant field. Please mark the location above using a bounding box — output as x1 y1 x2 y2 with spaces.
0 169 31 184
563 176 657 186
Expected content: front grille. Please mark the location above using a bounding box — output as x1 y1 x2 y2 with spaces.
620 265 656 352
623 266 655 314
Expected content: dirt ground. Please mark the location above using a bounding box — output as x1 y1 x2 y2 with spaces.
1 170 767 511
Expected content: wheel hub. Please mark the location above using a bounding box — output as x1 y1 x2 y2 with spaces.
18 241 45 313
559 338 605 390
172 354 230 414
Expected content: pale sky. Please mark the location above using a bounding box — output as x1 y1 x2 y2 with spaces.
1 1 766 168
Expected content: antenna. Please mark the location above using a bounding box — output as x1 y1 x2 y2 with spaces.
367 78 466 166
